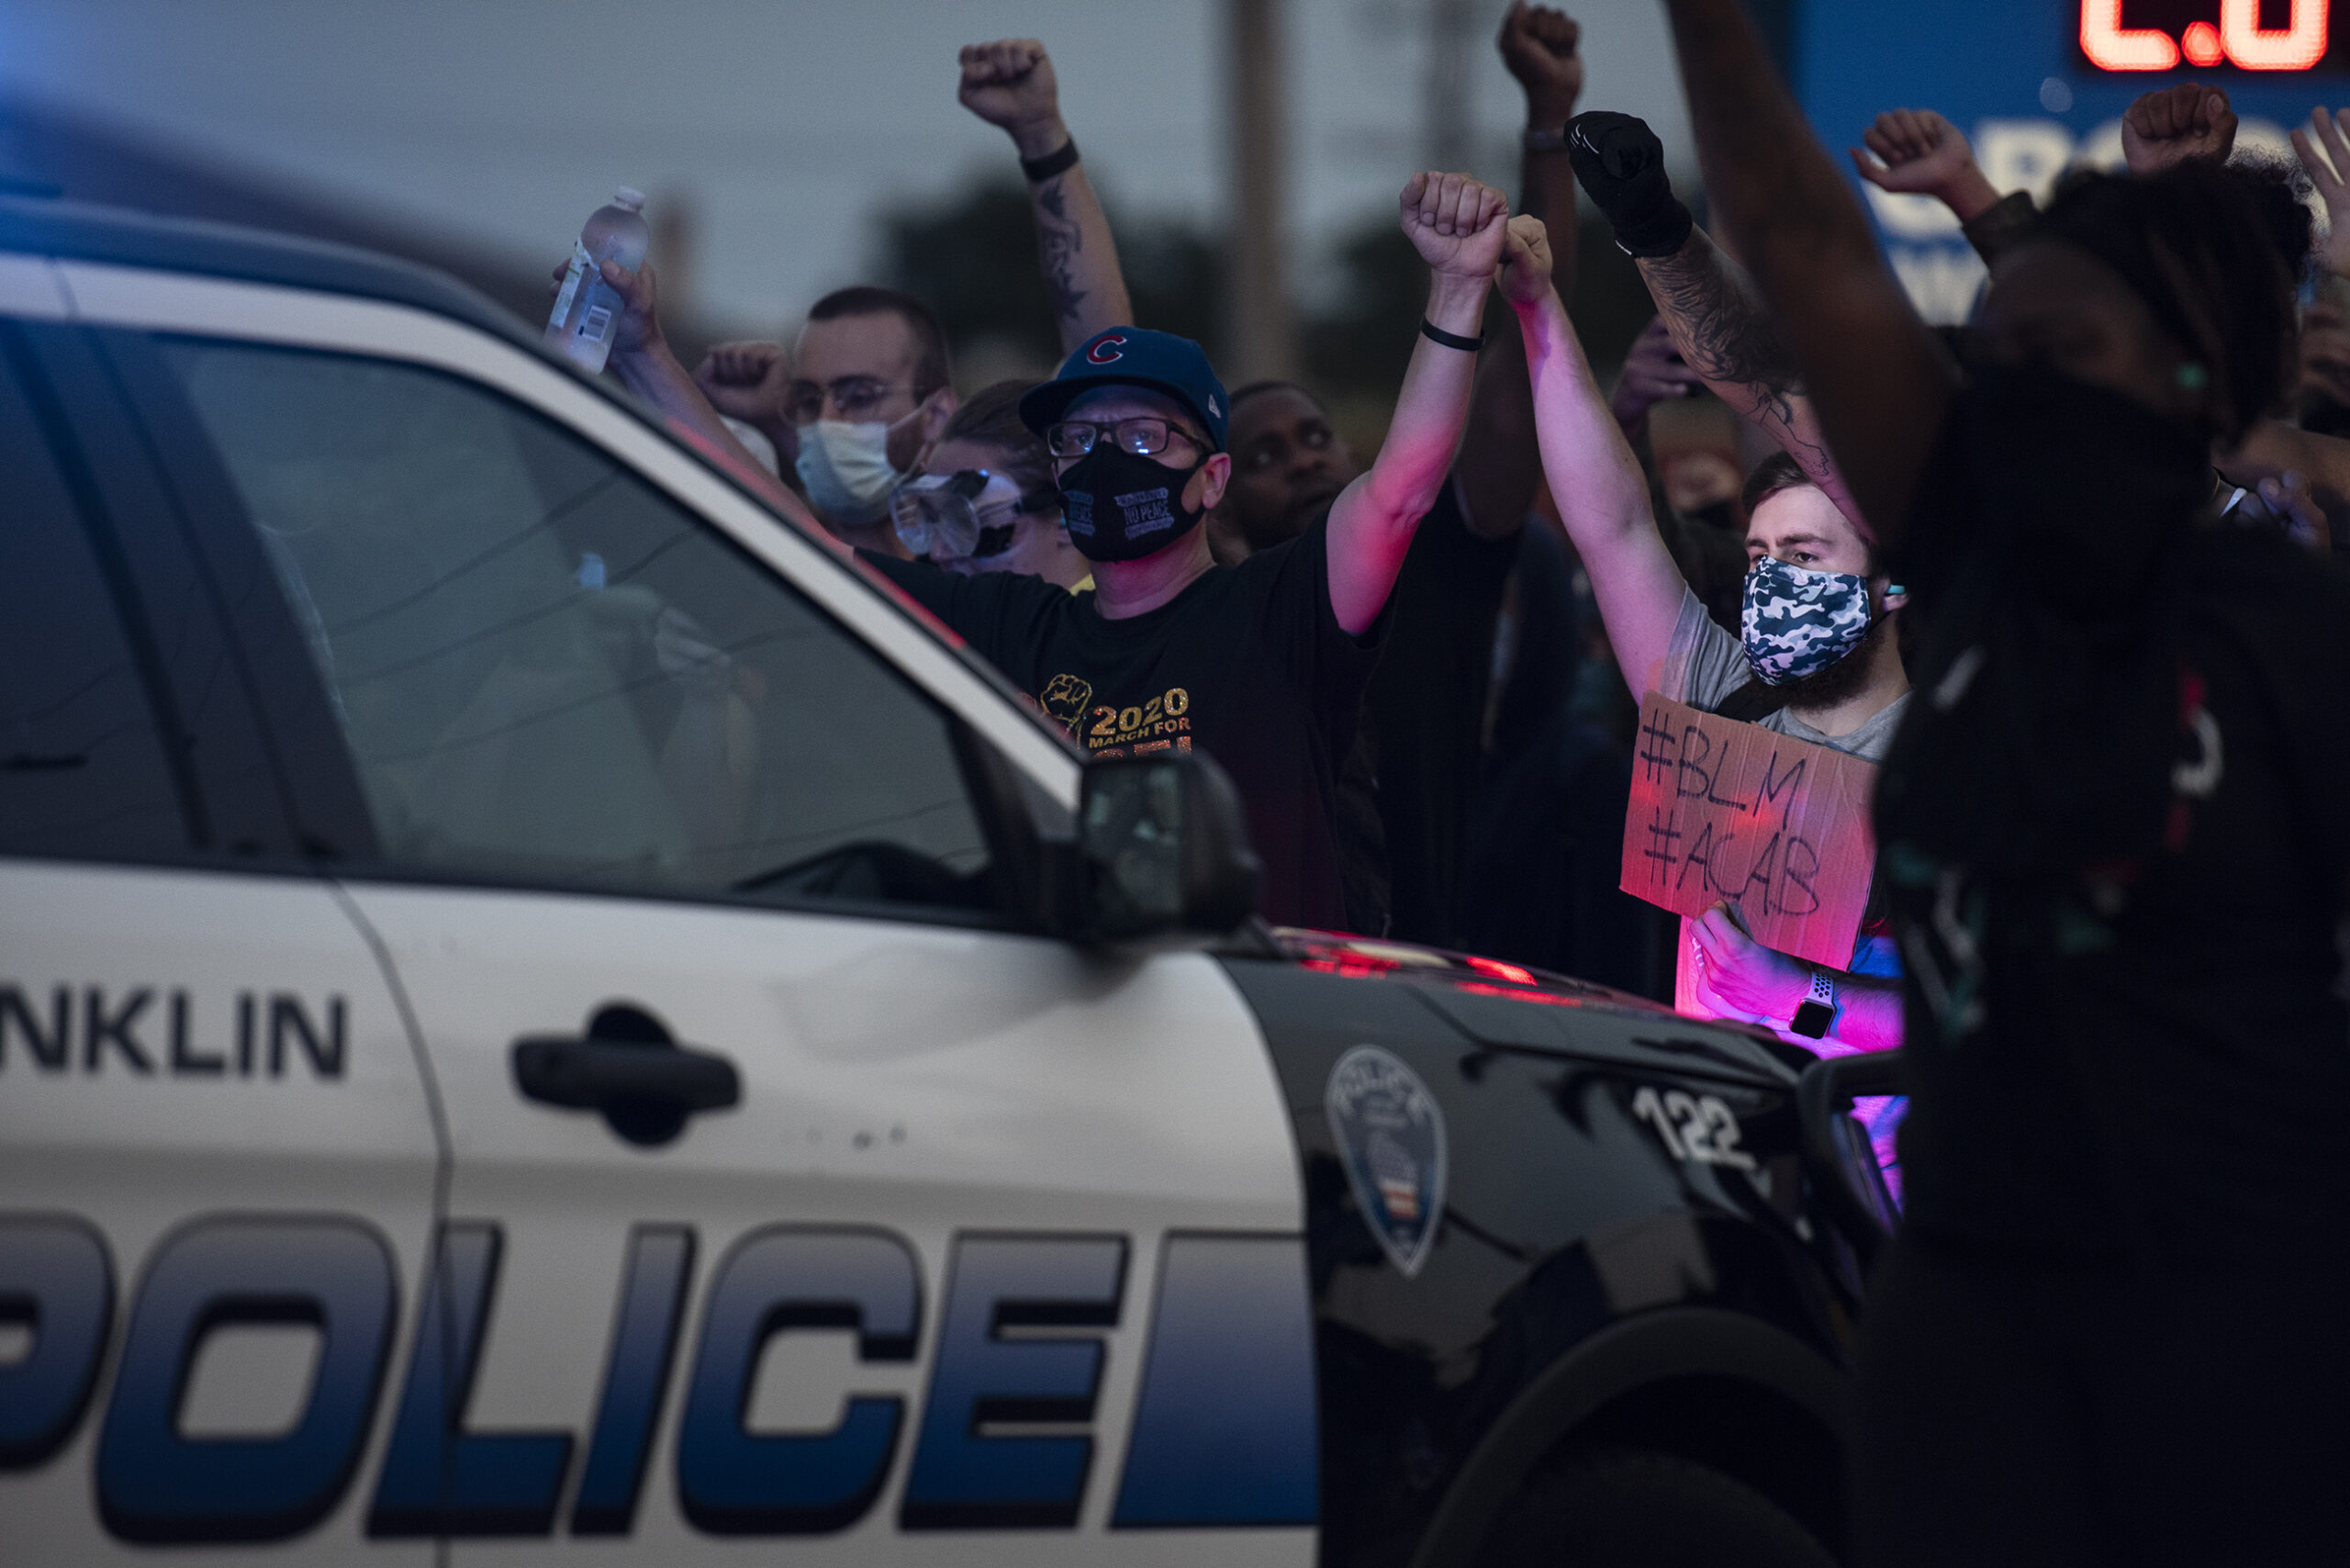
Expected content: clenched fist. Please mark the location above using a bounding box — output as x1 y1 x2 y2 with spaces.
692 341 790 425
2123 83 2238 174
1401 172 1511 281
1852 110 1975 196
1498 3 1583 124
1495 214 1553 308
1849 107 1999 223
958 39 1066 160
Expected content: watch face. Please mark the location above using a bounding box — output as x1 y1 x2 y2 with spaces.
1791 999 1835 1039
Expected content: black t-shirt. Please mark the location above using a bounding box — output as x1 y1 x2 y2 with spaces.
859 512 1382 930
1361 477 1518 946
1882 432 2350 1271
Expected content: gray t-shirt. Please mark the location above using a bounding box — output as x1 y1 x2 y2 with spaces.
1656 588 1906 985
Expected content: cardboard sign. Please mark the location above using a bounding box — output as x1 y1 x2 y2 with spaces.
1619 692 1878 969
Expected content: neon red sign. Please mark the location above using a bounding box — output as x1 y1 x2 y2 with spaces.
2081 0 2331 71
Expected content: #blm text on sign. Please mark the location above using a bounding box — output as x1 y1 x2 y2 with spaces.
1620 692 1879 969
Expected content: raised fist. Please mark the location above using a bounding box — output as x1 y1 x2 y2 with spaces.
1496 214 1554 307
1851 109 1976 196
2123 84 2237 174
959 39 1062 151
1498 3 1583 124
1401 172 1511 280
1567 111 1693 258
692 341 791 425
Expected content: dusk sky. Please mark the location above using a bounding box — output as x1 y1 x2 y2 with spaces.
0 0 1695 334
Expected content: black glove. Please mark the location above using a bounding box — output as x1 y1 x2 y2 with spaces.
1567 111 1693 258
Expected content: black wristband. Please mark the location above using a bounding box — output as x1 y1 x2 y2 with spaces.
1020 138 1080 183
1419 318 1484 353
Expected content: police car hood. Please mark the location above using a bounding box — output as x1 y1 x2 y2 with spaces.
1260 927 1820 1088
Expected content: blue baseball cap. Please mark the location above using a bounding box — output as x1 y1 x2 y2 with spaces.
1017 327 1230 453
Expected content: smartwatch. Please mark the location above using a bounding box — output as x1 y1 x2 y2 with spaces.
1790 969 1837 1039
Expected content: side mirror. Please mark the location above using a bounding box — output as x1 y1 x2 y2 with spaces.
1073 751 1260 946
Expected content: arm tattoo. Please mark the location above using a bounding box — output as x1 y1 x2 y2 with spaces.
1034 180 1089 324
1641 232 1802 397
1643 235 1843 489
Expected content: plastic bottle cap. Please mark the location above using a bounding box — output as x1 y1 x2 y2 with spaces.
611 187 646 212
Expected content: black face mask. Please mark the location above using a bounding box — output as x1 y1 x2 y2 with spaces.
1058 443 1206 563
1878 364 2207 881
1954 364 2210 615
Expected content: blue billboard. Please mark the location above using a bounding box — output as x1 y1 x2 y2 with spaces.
1794 0 2344 319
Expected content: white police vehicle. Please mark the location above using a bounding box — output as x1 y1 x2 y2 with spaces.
0 197 1898 1567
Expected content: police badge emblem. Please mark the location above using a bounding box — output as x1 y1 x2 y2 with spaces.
1323 1045 1448 1278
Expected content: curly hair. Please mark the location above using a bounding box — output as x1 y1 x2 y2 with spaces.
2033 158 2301 442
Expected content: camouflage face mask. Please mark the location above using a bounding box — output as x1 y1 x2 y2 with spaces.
1740 555 1874 687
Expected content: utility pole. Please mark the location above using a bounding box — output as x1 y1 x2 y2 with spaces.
1424 0 1480 172
1225 0 1297 383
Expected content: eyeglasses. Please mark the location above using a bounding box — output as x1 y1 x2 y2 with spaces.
1044 417 1207 460
890 470 1058 562
785 376 914 426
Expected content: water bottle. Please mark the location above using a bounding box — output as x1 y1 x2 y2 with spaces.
546 187 648 375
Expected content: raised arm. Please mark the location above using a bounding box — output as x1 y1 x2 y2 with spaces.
1850 109 2000 223
2124 83 2237 174
1325 174 1509 634
1849 107 2035 266
1454 2 1584 542
1567 112 1862 527
958 39 1135 354
1660 0 1953 549
1501 216 1689 696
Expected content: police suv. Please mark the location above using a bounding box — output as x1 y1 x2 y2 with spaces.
0 196 1898 1567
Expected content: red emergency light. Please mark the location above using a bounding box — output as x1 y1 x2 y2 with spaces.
2081 0 2330 71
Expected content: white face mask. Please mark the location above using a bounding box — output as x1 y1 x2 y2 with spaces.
795 414 917 526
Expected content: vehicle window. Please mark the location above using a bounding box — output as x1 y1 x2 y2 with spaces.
0 346 188 858
152 339 994 913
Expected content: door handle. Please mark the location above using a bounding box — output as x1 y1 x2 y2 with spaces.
512 1003 739 1147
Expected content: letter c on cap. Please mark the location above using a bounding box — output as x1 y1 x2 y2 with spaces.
1087 335 1127 365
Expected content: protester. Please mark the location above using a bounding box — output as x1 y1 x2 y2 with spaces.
897 378 1089 590
1551 113 1910 1040
1858 85 2345 552
1208 2 1606 954
576 39 1135 555
1657 1 2350 1560
957 38 1135 353
768 286 961 551
688 339 796 478
1503 205 1907 1044
1571 109 1864 529
845 174 1512 932
563 248 944 545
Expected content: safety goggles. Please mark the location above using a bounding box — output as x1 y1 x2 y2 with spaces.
890 470 1057 563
